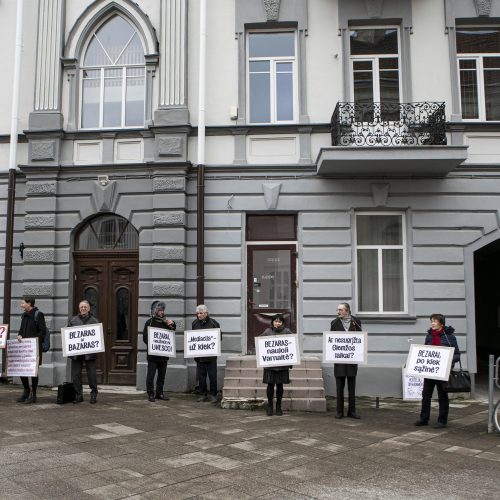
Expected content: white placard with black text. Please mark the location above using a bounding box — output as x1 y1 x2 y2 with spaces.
184 328 221 358
255 334 301 368
0 324 8 349
147 326 176 358
7 338 39 377
322 331 368 364
405 344 454 381
60 323 105 357
402 367 424 400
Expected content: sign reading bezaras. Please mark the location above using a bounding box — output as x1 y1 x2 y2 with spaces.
147 326 176 358
405 344 454 381
255 334 301 368
60 323 105 357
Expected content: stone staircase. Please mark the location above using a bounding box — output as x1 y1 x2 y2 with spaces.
221 355 327 412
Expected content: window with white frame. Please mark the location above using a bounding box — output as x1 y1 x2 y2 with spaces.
81 15 146 129
247 31 297 124
456 27 500 121
350 28 401 121
355 213 407 313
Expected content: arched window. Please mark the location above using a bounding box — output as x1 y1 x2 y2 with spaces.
81 14 145 129
75 214 139 250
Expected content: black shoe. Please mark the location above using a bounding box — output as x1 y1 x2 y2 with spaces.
17 392 30 403
90 393 97 404
275 405 283 416
155 393 169 401
73 395 84 404
414 420 428 426
148 394 155 402
25 393 37 404
434 422 447 429
266 403 273 416
197 395 209 402
335 412 344 419
347 412 360 419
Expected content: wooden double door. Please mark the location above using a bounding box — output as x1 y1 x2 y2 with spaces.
73 252 138 385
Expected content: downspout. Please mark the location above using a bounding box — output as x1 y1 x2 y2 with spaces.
2 0 24 379
196 0 207 305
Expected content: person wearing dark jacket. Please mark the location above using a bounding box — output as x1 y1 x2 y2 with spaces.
143 301 176 402
260 313 293 416
192 304 221 403
68 300 100 404
330 302 362 419
415 313 460 429
16 296 47 404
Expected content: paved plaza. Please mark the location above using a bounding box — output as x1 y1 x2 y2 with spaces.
0 383 499 499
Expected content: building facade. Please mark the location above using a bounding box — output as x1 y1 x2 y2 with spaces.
1 0 500 396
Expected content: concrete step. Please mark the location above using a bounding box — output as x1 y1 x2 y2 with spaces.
221 397 327 412
223 376 325 388
224 367 323 378
223 387 326 399
225 356 323 370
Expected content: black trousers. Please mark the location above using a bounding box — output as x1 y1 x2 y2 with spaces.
198 360 217 396
71 358 97 398
419 378 449 424
20 376 38 394
336 376 356 415
146 359 168 395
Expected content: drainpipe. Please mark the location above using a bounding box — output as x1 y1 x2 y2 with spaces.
196 0 207 306
2 0 24 379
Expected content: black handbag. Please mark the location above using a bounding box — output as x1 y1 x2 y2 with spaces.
442 361 471 393
57 382 75 404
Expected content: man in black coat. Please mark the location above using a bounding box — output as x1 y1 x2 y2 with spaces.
192 304 221 403
68 300 100 404
16 296 47 404
330 302 362 419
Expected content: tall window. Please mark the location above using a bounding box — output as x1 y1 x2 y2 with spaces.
355 213 406 314
81 15 146 129
457 27 500 121
247 31 297 123
350 28 400 121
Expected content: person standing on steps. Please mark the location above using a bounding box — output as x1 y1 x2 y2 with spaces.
330 302 362 419
260 313 293 417
16 296 47 404
143 301 176 402
68 300 100 404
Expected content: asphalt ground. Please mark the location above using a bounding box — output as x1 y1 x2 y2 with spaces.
0 384 499 500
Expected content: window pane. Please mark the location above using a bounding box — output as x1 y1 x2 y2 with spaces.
380 69 400 120
116 288 130 341
249 32 295 57
357 215 402 245
353 60 373 105
84 37 111 66
484 58 500 120
276 62 293 121
459 60 479 119
117 33 145 65
103 70 122 127
125 68 145 126
252 250 291 309
250 72 270 123
95 15 135 64
350 29 398 55
81 75 100 128
84 287 98 319
456 28 500 54
358 249 379 311
382 249 404 311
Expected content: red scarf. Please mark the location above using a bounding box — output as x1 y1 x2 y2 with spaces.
431 328 443 346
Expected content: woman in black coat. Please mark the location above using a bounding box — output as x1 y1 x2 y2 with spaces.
330 302 362 419
260 314 292 416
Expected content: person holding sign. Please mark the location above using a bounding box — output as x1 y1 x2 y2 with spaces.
16 296 47 404
415 314 460 429
68 300 100 404
143 301 176 402
192 304 221 403
330 302 362 419
260 314 293 416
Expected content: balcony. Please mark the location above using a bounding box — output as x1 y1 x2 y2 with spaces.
316 102 468 177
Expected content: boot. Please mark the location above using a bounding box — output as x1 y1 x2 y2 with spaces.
266 402 273 416
25 391 37 404
275 400 283 416
155 392 169 401
90 392 97 404
17 390 30 403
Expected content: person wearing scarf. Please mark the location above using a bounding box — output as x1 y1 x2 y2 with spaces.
330 302 362 419
143 301 176 402
415 313 460 428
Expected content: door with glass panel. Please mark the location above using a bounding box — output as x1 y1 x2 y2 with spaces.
247 245 297 354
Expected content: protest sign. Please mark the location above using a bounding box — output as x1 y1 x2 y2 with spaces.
184 328 221 358
7 338 39 377
322 331 368 364
405 344 454 381
0 324 8 349
255 334 301 368
147 326 176 358
402 367 424 400
61 323 105 357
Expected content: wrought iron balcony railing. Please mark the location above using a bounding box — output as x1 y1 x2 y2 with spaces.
331 102 447 147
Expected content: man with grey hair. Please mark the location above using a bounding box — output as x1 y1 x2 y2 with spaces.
192 304 221 403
